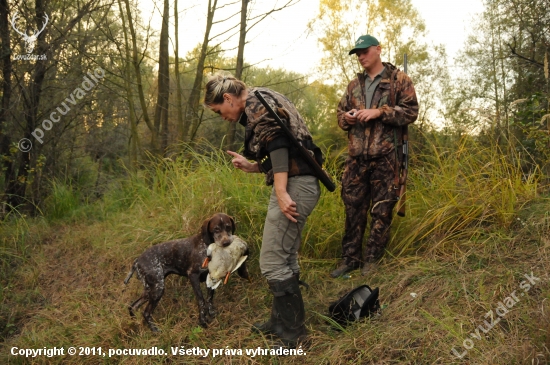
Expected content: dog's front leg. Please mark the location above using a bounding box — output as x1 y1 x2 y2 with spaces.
206 287 216 319
189 272 208 328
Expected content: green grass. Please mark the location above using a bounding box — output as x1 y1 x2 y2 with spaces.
0 136 549 364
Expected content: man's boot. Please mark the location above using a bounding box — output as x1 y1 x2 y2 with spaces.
330 261 360 278
361 261 378 276
362 245 383 276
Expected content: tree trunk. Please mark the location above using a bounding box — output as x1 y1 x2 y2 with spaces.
124 0 158 153
489 10 501 142
154 0 170 155
174 0 184 144
497 17 509 140
4 0 50 212
183 0 217 142
118 0 141 169
0 0 14 215
226 0 248 150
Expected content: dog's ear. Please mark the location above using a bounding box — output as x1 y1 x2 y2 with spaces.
201 218 212 244
229 216 236 234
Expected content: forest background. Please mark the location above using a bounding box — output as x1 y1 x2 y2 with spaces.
1 0 549 364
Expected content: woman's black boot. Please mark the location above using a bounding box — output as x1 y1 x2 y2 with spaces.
269 276 307 348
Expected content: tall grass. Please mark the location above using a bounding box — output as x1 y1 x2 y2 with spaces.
0 210 50 340
42 180 80 220
104 136 542 261
390 135 541 256
119 143 271 254
7 135 539 278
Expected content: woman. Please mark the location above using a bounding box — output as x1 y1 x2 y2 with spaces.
204 72 321 347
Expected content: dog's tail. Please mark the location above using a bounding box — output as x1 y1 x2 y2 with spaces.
124 262 136 285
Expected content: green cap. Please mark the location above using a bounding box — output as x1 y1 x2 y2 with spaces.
348 35 379 55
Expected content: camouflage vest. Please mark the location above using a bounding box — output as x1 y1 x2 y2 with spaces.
239 87 320 185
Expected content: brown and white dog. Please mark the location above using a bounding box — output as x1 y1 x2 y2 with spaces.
124 213 248 331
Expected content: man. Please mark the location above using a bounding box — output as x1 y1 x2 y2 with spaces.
330 35 418 278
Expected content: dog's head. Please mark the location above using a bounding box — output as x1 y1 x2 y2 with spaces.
201 213 235 247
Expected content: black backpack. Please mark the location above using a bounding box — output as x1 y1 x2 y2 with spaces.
328 285 380 326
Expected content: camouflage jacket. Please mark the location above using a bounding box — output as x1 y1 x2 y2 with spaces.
238 87 321 186
337 62 418 158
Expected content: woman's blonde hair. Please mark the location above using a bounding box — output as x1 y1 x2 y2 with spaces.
204 72 247 106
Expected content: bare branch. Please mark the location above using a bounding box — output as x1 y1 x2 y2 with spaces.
205 57 273 71
209 22 240 42
506 42 543 67
247 0 300 32
212 9 240 25
216 0 241 10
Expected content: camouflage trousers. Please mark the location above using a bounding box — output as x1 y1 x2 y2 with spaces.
340 153 399 266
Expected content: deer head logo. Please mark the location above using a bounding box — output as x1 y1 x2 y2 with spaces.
10 12 49 54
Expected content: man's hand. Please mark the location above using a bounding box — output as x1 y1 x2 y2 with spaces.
226 151 259 173
343 108 382 125
344 109 358 125
355 109 382 123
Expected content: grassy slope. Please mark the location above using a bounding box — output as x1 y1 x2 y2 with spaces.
1 140 549 365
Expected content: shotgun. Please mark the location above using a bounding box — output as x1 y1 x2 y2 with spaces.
396 130 408 216
396 54 409 217
253 90 336 192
